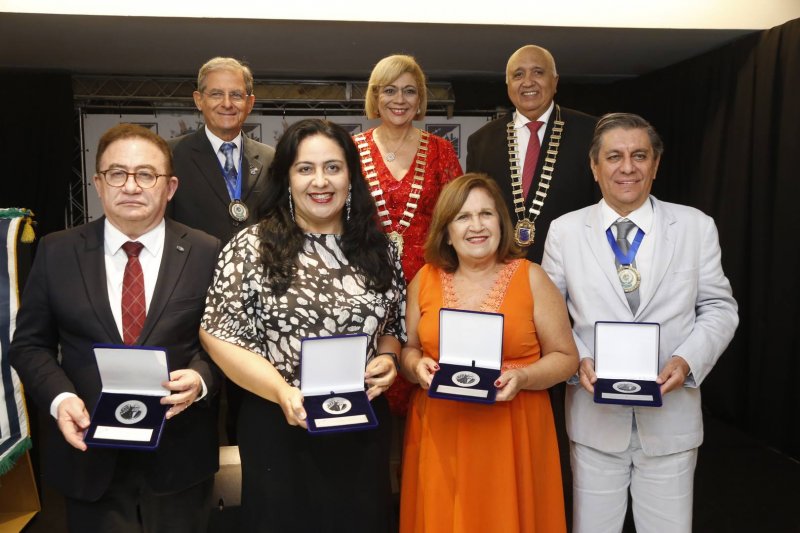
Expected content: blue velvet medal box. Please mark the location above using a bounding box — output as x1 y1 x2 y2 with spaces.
300 334 377 434
593 322 663 407
428 308 504 404
84 345 170 450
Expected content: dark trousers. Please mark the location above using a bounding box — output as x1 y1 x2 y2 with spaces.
64 452 214 533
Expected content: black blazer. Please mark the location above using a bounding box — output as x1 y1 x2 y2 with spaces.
9 218 221 501
168 129 275 245
467 106 599 263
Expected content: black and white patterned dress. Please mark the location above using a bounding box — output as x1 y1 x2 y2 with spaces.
202 226 406 386
201 225 406 532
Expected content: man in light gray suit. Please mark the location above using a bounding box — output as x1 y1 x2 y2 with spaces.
542 113 738 533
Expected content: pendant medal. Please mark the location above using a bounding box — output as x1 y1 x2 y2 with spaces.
388 231 404 257
228 200 249 223
617 265 641 293
514 219 535 247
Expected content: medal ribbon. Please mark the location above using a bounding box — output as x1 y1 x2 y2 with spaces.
605 227 644 265
218 144 244 201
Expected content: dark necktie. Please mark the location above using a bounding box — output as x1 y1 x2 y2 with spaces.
522 121 544 198
220 142 238 198
121 241 146 345
613 220 640 314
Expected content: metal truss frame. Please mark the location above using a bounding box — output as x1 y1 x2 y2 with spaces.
72 75 456 116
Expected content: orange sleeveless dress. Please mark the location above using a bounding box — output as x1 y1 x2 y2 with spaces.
399 259 566 533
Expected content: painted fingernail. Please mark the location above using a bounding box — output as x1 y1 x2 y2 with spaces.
495 380 502 386
434 364 440 370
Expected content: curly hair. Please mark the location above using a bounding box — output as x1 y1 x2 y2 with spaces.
257 119 394 295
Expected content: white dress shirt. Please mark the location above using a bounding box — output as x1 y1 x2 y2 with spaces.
513 101 554 179
205 126 242 173
600 197 656 303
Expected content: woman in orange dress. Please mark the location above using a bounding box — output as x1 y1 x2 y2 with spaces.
355 54 463 416
399 173 579 533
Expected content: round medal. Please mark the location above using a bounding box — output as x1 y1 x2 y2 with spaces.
514 219 535 247
617 265 641 293
387 231 404 257
115 400 147 425
228 200 249 223
452 371 480 388
322 397 352 415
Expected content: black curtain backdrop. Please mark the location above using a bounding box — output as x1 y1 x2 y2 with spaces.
0 72 74 237
557 19 800 460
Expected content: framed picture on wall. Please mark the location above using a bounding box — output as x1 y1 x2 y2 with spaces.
426 124 461 157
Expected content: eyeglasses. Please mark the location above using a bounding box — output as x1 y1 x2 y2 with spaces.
98 169 167 189
202 90 249 103
380 85 419 99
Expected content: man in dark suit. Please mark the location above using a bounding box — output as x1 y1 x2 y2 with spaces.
169 56 274 245
10 124 221 532
467 44 598 263
168 57 274 444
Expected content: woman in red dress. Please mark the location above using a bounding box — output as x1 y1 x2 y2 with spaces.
354 54 463 415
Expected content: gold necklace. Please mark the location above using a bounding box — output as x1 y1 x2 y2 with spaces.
506 105 564 247
354 129 430 257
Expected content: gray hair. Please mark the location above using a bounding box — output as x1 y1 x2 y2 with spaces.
589 113 664 163
197 57 254 95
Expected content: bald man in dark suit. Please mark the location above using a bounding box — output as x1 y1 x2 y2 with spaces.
467 44 598 263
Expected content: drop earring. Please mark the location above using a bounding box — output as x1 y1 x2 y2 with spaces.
345 184 352 222
288 187 295 222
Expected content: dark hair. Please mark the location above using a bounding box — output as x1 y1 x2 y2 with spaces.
424 173 524 272
258 119 394 295
589 113 664 164
96 123 172 174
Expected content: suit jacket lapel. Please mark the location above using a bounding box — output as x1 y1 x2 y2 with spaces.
635 197 676 317
189 129 230 207
139 220 190 344
77 219 123 343
584 204 632 312
241 135 267 203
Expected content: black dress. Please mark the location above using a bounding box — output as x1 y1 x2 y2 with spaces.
202 228 406 532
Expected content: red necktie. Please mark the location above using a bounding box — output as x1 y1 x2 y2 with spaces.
522 121 544 198
121 241 146 345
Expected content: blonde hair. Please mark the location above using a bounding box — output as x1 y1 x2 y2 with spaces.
365 54 428 120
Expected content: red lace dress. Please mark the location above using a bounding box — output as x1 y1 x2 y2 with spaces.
354 128 463 415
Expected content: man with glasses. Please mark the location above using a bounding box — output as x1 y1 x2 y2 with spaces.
169 57 274 243
10 124 221 532
169 57 274 445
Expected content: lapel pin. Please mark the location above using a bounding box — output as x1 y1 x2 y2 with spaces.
176 245 185 253
250 167 259 175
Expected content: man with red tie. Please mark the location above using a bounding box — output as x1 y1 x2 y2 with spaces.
467 44 598 263
10 124 221 532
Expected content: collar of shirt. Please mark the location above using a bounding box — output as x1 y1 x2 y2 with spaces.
513 100 555 141
205 126 242 169
599 196 655 237
104 218 165 259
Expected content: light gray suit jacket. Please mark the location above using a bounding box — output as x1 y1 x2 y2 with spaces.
542 196 738 456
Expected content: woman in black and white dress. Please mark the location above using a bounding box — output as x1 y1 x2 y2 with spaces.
201 119 405 532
